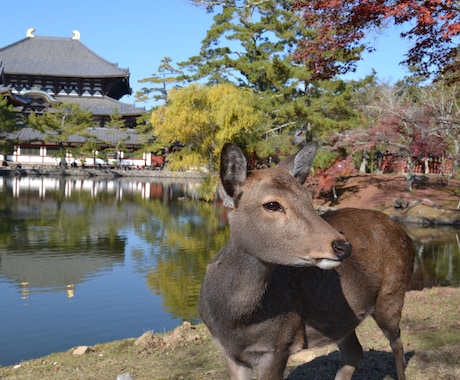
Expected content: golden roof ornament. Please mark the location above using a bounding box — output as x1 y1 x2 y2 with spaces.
26 28 35 38
72 30 80 40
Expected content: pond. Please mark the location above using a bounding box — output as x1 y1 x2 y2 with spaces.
0 176 459 366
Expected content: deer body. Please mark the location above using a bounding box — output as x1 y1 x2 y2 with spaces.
199 143 415 380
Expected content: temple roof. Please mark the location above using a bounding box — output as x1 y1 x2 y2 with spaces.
0 35 129 78
9 127 44 141
0 32 143 123
56 95 144 116
9 126 143 146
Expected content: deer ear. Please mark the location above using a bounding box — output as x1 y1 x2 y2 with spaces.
219 143 248 208
277 141 318 184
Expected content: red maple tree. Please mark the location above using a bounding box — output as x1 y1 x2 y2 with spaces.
294 0 460 80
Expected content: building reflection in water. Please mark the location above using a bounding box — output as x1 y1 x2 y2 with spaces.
4 176 202 201
1 238 126 301
0 176 203 303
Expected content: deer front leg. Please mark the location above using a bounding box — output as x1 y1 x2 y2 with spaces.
257 351 290 380
224 354 253 380
224 350 288 380
334 331 363 380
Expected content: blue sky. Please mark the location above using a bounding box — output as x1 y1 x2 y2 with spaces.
1 0 411 109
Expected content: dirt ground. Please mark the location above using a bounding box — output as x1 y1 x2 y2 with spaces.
311 173 460 225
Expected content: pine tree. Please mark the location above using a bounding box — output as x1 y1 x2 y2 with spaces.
181 1 319 150
136 57 184 104
26 103 93 164
0 95 18 157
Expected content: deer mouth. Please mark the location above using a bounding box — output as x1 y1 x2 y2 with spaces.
291 240 351 269
291 256 342 269
314 258 342 270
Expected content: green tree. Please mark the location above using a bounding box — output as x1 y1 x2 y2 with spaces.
136 57 184 105
106 108 126 129
0 95 16 132
0 95 18 157
308 75 377 140
182 1 315 140
78 139 99 166
185 1 372 157
26 103 94 164
151 83 262 171
137 1 374 161
103 108 129 164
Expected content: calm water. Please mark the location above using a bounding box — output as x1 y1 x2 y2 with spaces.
0 176 459 366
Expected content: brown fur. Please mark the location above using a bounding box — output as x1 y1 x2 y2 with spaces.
199 143 415 380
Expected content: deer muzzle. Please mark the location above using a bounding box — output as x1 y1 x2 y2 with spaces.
333 240 352 261
311 240 352 270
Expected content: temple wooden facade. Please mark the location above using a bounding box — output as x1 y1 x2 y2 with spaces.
0 29 150 167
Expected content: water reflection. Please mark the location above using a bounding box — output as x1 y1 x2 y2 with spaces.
141 201 229 321
1 175 202 201
0 176 209 298
406 226 460 289
0 175 458 366
1 236 124 297
0 175 228 366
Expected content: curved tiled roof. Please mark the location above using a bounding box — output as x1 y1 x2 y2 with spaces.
56 95 144 116
10 127 44 141
9 127 143 146
0 36 129 78
87 127 142 146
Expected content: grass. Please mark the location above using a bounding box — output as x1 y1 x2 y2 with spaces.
0 287 458 379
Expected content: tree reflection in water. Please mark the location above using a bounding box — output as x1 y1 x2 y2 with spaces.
133 198 229 321
407 226 460 290
0 176 458 366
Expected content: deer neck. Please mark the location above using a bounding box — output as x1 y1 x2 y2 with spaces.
212 244 275 319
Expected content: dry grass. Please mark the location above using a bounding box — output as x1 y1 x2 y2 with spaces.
0 287 458 380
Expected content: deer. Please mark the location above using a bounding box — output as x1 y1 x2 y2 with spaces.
198 142 416 380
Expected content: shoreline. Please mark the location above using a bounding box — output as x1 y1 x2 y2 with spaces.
316 204 460 226
0 287 458 379
0 165 207 180
2 167 459 225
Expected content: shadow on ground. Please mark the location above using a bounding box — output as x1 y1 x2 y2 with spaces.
287 350 414 379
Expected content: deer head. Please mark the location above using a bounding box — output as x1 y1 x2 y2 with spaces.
218 142 351 269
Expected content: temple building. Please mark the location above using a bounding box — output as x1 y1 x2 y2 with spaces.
0 29 151 167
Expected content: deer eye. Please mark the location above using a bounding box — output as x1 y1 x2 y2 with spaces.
263 201 284 212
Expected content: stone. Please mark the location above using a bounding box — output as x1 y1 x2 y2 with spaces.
72 345 89 356
117 373 135 380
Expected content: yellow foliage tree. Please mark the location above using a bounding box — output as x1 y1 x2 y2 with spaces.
151 83 262 171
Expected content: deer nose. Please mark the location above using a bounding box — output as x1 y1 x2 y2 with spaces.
332 240 352 261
